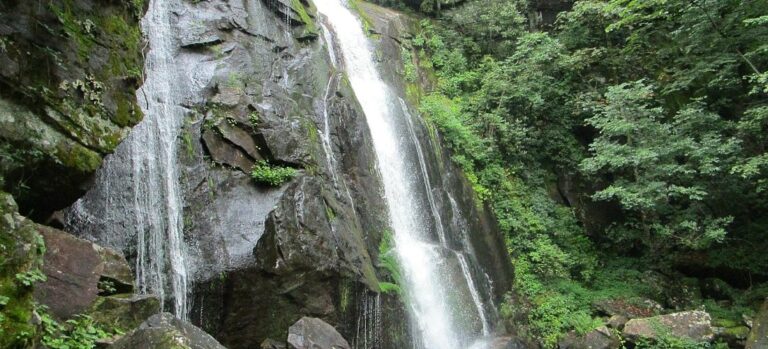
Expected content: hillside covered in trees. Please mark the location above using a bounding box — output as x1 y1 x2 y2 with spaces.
379 0 768 347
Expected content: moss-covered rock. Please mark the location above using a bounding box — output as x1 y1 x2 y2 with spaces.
111 313 226 349
747 299 768 349
88 294 161 332
0 192 45 348
0 0 146 219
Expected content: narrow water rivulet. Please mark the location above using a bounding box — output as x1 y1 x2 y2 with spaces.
65 0 190 319
315 1 496 347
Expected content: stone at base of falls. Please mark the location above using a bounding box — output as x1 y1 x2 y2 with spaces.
89 294 161 331
110 313 227 349
469 336 528 349
34 224 134 319
746 299 768 349
558 326 620 349
592 298 663 318
286 317 351 349
261 339 287 349
623 310 714 343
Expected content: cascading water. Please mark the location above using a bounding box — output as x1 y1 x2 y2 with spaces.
65 0 189 319
316 1 495 347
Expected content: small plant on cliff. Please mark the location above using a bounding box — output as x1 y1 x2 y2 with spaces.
15 270 46 287
377 230 403 295
250 161 297 186
38 305 120 349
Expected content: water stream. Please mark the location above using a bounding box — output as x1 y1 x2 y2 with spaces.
315 1 494 347
65 0 189 319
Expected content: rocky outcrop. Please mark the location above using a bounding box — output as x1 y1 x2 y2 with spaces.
747 299 768 349
287 317 351 349
623 310 714 344
110 313 227 349
34 224 134 319
89 294 161 331
473 336 529 349
0 0 146 218
558 326 620 349
135 0 397 347
592 298 663 319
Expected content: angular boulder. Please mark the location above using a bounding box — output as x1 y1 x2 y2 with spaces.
747 299 768 349
592 298 663 318
558 326 619 349
287 317 350 349
34 224 134 319
110 313 226 349
606 315 629 329
468 336 528 349
89 294 161 331
623 310 714 343
261 339 287 349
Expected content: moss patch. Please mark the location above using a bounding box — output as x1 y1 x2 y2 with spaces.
0 192 46 348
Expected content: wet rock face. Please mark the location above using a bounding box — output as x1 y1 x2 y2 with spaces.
287 317 351 349
0 0 145 218
256 176 377 286
170 0 391 346
111 313 227 349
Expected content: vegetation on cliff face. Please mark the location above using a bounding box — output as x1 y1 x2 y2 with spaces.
0 0 146 219
388 0 768 346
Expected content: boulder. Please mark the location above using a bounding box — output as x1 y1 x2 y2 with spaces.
558 326 619 349
468 336 528 349
89 294 161 331
606 315 629 329
34 225 134 319
110 313 226 349
261 339 287 349
715 325 750 348
286 317 351 349
592 298 663 318
623 310 714 343
202 128 255 173
747 299 768 349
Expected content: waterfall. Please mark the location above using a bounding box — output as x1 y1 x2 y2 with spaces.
65 0 189 319
316 1 494 347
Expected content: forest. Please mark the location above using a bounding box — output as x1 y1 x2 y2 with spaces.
389 0 768 347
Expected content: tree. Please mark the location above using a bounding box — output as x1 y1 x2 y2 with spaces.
580 81 740 252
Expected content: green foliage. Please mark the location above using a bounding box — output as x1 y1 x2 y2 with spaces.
580 81 740 251
38 305 120 349
250 161 297 186
15 270 47 287
290 0 318 35
377 231 403 295
377 0 768 346
1 193 46 348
